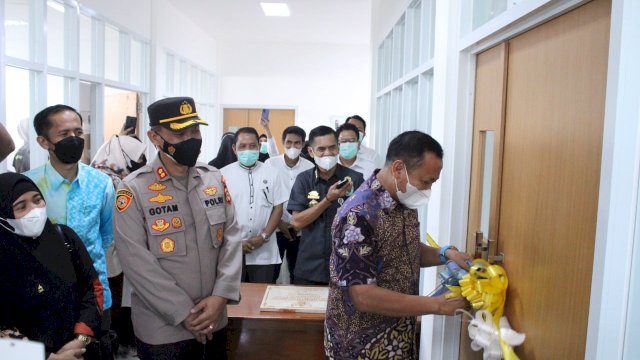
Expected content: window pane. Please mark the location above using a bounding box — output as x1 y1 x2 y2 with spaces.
47 74 66 106
472 0 507 30
79 14 93 74
4 0 32 60
4 66 32 172
47 0 66 68
130 39 143 86
105 25 120 81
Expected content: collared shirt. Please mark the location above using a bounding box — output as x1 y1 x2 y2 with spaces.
287 164 365 283
338 155 377 180
358 144 383 168
265 154 315 224
221 161 288 265
324 172 421 359
25 161 115 309
114 154 243 345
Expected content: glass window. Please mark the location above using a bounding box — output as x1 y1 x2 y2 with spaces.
4 66 32 172
47 74 67 106
4 0 32 60
105 24 120 81
47 0 66 68
472 0 508 30
130 38 143 86
79 14 93 74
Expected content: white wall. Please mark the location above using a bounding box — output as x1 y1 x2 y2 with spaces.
79 0 152 39
218 41 371 138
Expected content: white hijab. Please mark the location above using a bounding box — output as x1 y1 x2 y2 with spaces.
91 135 147 181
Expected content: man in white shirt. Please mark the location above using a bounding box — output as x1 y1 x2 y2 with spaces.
265 126 315 283
346 115 383 168
336 123 377 180
221 127 287 283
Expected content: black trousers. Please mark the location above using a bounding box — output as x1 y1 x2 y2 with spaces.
272 232 300 283
136 328 228 360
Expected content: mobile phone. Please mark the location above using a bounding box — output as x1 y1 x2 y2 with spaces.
336 178 350 189
124 116 137 130
261 109 270 122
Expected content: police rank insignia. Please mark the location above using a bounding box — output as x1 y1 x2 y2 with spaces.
151 219 170 232
156 167 168 180
307 190 320 207
171 217 183 229
203 186 218 196
116 189 134 213
160 237 175 253
148 182 167 192
149 193 173 204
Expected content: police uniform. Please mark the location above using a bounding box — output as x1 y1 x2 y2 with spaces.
113 97 242 353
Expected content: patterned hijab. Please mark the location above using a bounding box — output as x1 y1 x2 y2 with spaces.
91 135 147 183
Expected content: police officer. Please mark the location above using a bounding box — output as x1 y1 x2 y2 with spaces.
114 97 242 360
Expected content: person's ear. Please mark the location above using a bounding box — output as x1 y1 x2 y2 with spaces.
308 147 315 158
36 135 51 151
147 129 163 148
392 160 406 180
232 144 238 155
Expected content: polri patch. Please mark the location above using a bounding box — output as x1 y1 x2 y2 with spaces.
116 189 134 213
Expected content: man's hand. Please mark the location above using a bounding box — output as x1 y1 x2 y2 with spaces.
432 294 468 316
48 348 86 360
446 249 473 271
183 313 207 344
57 339 85 353
260 118 271 131
278 221 293 240
326 181 353 202
186 296 227 335
247 235 265 249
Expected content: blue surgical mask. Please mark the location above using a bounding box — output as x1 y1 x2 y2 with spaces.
339 143 358 160
260 142 268 154
238 150 260 167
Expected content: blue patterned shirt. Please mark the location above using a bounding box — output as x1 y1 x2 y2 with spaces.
26 162 115 309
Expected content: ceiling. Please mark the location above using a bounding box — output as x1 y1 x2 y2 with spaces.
167 0 372 45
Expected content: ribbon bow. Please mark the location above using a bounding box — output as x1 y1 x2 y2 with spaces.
447 259 525 360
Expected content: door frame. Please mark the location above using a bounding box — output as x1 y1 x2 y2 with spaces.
428 0 640 359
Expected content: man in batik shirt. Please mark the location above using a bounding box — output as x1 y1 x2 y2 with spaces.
325 131 471 360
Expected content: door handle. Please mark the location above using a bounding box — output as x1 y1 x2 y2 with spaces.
475 231 505 264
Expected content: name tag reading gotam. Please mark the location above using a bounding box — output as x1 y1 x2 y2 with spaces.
260 285 328 314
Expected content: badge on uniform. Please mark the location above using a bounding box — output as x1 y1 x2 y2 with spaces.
307 190 320 207
151 219 170 232
203 186 218 196
171 217 183 229
216 227 224 241
221 176 232 204
156 167 168 180
160 237 175 253
149 193 173 204
116 189 134 213
148 182 167 192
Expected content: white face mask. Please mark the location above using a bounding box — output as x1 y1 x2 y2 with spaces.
315 154 338 171
395 167 431 209
285 147 301 160
0 206 48 238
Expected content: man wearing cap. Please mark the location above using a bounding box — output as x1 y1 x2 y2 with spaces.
114 97 243 359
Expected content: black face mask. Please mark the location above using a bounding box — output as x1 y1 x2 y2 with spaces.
127 155 146 173
157 133 202 167
50 136 85 164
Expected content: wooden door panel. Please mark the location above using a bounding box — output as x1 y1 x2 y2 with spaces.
499 0 610 358
248 109 295 154
462 0 610 359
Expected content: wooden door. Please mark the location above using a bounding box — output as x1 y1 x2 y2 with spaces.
223 108 295 154
462 1 610 359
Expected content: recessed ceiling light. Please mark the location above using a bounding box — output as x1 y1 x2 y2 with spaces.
260 2 290 17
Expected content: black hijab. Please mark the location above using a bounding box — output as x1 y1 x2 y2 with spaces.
0 172 44 223
209 132 238 169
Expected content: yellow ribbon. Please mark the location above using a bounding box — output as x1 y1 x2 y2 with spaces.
447 259 520 360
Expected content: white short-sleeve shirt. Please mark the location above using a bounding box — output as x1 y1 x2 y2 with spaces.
265 154 315 224
221 161 288 265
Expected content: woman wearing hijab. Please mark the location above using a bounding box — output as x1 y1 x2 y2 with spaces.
0 173 103 360
208 132 237 169
90 134 146 355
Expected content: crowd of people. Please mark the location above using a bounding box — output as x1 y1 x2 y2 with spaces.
0 97 470 360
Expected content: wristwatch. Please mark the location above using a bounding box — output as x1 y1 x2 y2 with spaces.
75 333 92 346
439 245 458 264
260 232 270 242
